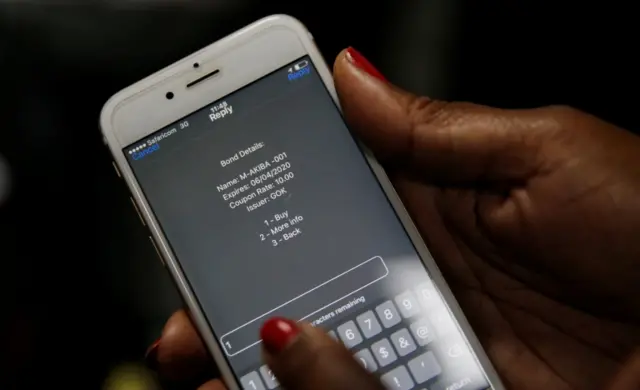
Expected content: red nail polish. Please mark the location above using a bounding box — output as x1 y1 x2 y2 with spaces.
260 317 300 354
144 338 161 369
346 47 386 81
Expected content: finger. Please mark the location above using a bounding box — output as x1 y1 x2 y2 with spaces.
605 349 640 390
147 310 213 381
197 379 227 390
333 47 555 183
260 318 384 390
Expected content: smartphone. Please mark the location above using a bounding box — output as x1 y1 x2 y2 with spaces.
101 15 504 390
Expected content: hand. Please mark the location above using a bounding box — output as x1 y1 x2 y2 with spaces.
148 48 640 390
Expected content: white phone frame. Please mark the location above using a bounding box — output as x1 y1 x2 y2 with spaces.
100 14 504 390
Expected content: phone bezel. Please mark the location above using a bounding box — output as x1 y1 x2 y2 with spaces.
100 14 504 390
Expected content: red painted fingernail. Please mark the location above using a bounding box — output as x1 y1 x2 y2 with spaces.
260 317 300 354
144 338 161 369
346 47 386 81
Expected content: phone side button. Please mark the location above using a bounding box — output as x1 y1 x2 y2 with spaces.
149 236 165 267
112 161 122 178
130 197 146 227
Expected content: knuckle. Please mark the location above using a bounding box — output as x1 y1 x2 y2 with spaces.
545 104 585 128
405 95 453 131
536 105 600 146
547 104 578 116
402 95 456 160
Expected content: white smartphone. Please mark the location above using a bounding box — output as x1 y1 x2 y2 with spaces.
101 15 504 390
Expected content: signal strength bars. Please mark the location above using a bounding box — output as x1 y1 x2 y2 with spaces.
129 142 148 154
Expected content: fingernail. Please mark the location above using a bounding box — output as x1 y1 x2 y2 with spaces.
260 317 300 354
144 338 161 369
346 47 386 81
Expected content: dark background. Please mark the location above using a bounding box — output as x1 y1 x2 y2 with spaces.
0 1 637 389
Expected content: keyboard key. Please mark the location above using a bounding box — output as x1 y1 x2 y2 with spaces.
375 300 401 328
394 291 420 318
430 370 488 390
410 319 435 346
356 310 382 339
371 338 397 367
408 351 442 384
433 337 474 371
328 330 339 341
240 371 265 390
430 308 456 337
354 348 378 373
415 280 439 309
259 365 279 389
380 365 414 390
442 339 470 359
390 328 417 356
337 320 363 348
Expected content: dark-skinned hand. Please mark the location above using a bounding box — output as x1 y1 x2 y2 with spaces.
147 48 640 390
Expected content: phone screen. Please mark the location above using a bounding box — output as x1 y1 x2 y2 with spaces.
124 56 491 390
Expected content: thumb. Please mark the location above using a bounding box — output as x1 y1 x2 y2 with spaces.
334 48 554 182
260 318 384 390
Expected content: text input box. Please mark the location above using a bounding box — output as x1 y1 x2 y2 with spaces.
220 255 388 356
